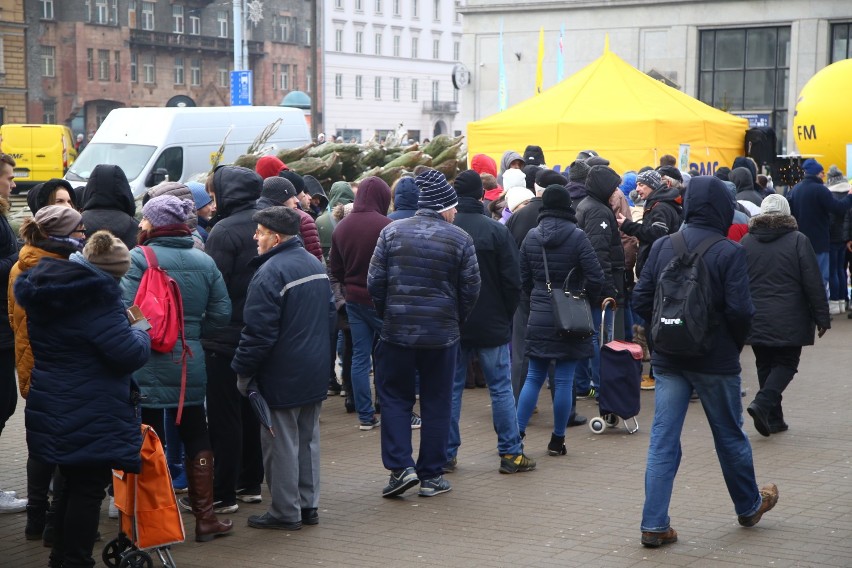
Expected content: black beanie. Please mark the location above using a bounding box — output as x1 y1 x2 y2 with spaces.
586 156 610 167
453 169 484 199
252 206 301 236
568 160 591 183
657 165 683 182
541 184 573 212
262 176 297 204
279 170 306 195
715 167 731 182
535 169 568 188
586 166 622 198
522 164 539 190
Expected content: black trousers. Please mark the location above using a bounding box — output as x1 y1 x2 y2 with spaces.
751 344 802 425
0 347 16 436
141 405 211 460
50 464 111 568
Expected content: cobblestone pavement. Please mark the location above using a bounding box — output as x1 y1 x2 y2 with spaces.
2 319 851 567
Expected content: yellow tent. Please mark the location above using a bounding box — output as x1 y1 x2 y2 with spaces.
467 43 749 176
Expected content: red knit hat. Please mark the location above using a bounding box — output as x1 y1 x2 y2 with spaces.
255 155 287 180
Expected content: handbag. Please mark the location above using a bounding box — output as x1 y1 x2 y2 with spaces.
542 248 595 339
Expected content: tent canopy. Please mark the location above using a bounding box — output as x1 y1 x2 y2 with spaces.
467 43 748 176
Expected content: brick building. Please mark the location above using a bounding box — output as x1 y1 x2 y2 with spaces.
24 0 319 137
0 0 27 125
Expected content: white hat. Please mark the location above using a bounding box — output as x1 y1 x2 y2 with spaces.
505 186 534 213
502 168 527 190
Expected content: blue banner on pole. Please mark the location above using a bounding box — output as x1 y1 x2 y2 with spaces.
230 70 253 106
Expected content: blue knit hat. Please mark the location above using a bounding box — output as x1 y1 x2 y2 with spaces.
802 159 824 176
187 181 212 210
415 169 458 212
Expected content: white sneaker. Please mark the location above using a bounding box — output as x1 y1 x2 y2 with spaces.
0 490 27 513
108 496 119 519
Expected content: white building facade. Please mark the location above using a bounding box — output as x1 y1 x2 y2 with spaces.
322 0 464 143
459 0 852 157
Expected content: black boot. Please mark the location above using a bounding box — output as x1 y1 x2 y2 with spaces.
42 508 55 548
567 394 587 427
25 504 47 540
547 433 567 456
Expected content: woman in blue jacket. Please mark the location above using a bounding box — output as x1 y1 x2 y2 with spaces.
15 230 150 568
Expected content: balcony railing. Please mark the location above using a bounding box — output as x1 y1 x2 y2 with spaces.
422 100 458 114
130 29 263 56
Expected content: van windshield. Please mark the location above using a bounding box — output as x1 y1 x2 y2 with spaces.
66 143 156 182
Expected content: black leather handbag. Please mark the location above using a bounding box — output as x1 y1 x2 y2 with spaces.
542 248 594 339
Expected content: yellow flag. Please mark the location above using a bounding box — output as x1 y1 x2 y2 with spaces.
536 27 545 94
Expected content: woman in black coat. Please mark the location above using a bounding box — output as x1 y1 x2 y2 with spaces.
741 194 830 436
517 185 605 456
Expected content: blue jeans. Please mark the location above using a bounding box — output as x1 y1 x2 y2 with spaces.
573 306 612 395
816 251 830 299
447 344 522 460
346 303 382 423
828 242 847 301
641 368 763 532
516 357 577 438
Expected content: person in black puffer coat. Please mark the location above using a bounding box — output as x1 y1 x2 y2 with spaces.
80 164 139 250
516 184 604 457
741 194 830 436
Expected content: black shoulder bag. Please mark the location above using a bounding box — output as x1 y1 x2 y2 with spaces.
542 248 595 339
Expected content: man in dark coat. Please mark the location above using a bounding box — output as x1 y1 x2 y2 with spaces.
741 194 830 436
203 165 265 513
574 165 625 399
368 169 480 498
257 176 323 261
633 175 776 548
328 177 392 430
445 170 533 475
80 164 139 250
233 207 335 531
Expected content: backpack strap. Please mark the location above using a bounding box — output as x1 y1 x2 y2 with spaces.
139 245 158 269
670 232 724 258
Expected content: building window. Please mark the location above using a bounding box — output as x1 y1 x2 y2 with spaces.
375 76 382 99
355 75 363 98
831 23 852 62
453 40 460 61
271 63 277 90
411 78 418 101
375 33 382 55
95 0 108 24
174 57 185 85
393 77 400 101
43 101 56 124
189 13 201 35
130 52 137 82
292 65 298 90
412 0 418 18
306 66 312 93
375 0 382 13
217 10 228 38
41 0 54 20
189 57 201 87
218 63 228 87
98 49 109 80
411 36 418 58
335 73 343 97
173 5 184 33
143 54 156 84
280 64 290 90
393 35 400 57
431 80 439 102
433 0 440 21
41 46 56 77
393 0 401 16
334 0 343 8
355 0 363 12
698 27 791 154
141 2 154 30
433 38 440 59
110 0 118 25
305 25 312 46
335 29 343 51
355 30 363 53
86 48 94 80
128 0 136 28
114 50 121 81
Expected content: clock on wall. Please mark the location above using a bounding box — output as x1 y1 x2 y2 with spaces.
452 63 471 90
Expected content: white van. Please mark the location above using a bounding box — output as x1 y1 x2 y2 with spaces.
66 106 311 198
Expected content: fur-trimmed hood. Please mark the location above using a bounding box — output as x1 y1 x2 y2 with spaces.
748 213 798 242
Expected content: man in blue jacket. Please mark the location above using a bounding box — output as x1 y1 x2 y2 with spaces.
368 170 480 498
633 176 777 548
233 206 335 531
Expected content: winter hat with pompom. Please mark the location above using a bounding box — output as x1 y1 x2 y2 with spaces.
83 230 131 278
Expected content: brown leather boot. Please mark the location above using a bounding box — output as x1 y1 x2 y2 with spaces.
185 450 233 542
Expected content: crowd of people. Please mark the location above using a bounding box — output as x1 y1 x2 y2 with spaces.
0 141 847 564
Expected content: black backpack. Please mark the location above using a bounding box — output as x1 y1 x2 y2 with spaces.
651 232 724 356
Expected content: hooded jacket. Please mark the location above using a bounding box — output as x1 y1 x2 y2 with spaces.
618 184 682 277
27 179 78 214
730 167 764 208
453 196 521 347
81 164 139 250
16 257 150 472
576 167 625 301
789 173 852 254
388 177 419 220
328 177 392 307
565 180 587 206
497 151 524 187
520 210 605 361
232 237 335 409
741 214 829 346
202 165 263 354
316 181 355 259
471 154 497 177
633 176 754 375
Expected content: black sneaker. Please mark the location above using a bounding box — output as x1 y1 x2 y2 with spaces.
382 467 419 498
247 512 301 531
327 378 342 396
236 487 262 504
418 475 452 497
359 416 381 431
301 508 319 525
499 453 536 474
442 456 457 474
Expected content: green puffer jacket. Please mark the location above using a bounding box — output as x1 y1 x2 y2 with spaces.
120 235 231 408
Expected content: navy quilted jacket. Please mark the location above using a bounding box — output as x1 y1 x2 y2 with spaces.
368 209 480 348
15 256 151 472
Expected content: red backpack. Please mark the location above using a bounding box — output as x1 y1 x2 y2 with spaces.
133 245 192 423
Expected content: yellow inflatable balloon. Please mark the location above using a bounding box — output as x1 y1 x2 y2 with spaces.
793 58 852 174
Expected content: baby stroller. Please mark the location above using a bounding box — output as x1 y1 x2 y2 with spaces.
589 298 642 435
103 425 185 568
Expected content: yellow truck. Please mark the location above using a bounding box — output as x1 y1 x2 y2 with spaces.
0 124 78 192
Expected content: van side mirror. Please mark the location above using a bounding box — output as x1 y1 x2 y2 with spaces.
146 167 169 187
